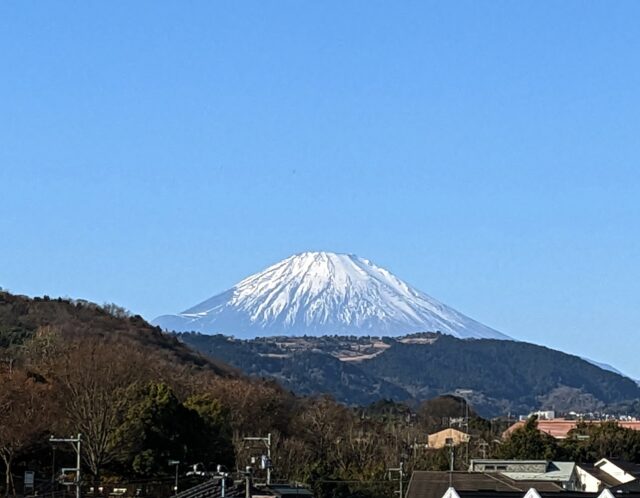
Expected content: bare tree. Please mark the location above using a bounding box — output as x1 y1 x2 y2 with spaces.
54 338 146 489
0 371 50 496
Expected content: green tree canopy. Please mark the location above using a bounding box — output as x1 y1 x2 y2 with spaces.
496 417 560 460
117 383 234 476
562 421 640 462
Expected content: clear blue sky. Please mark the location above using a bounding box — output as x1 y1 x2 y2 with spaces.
2 2 639 375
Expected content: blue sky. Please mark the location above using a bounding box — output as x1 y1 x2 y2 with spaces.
1 2 639 375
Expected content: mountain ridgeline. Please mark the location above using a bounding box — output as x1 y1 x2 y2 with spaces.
178 332 640 417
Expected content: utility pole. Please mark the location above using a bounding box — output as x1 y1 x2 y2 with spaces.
388 461 404 498
244 434 272 485
168 460 180 496
50 433 82 498
244 467 253 498
465 400 469 465
457 389 472 466
446 437 454 488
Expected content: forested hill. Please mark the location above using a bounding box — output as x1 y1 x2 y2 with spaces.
362 335 640 414
178 332 640 417
0 291 236 377
0 291 293 493
3 290 637 419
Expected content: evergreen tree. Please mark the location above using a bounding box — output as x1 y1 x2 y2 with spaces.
495 417 559 460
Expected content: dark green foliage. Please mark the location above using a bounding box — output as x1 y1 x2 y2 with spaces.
0 325 34 348
497 418 640 463
361 399 413 422
561 421 640 462
184 393 236 467
496 417 560 460
117 383 235 476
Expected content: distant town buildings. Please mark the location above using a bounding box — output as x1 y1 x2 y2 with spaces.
519 411 556 421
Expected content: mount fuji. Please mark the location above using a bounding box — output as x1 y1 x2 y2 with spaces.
153 251 510 340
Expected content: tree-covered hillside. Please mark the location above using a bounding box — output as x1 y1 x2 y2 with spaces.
179 332 640 417
362 334 640 414
179 333 410 404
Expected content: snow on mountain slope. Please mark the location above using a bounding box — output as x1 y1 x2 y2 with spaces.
583 357 628 377
153 251 511 340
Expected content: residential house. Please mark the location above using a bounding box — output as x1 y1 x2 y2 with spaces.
405 471 565 498
576 459 640 492
468 460 578 491
428 429 471 449
504 420 640 440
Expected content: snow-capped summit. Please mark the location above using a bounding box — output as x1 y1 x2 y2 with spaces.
153 251 510 340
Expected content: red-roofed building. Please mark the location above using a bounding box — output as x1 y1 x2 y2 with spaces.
504 419 640 440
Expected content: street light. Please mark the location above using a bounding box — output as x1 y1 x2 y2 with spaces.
168 460 180 496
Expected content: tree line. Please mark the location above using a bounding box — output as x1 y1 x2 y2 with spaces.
497 416 640 462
